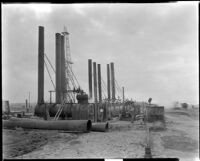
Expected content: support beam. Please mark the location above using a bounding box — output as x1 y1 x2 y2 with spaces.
110 62 115 102
107 64 111 100
38 26 44 104
98 64 102 103
88 59 93 99
60 35 66 101
55 33 61 104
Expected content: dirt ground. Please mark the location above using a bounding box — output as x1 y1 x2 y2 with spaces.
3 108 199 160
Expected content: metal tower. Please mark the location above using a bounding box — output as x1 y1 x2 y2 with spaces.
62 26 75 103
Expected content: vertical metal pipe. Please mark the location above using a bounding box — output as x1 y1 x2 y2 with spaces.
122 86 125 113
93 62 97 103
93 62 97 122
107 64 111 100
25 99 28 112
110 62 115 102
38 26 44 104
98 64 102 103
88 59 93 99
29 92 31 109
60 35 66 100
55 33 61 104
122 86 125 103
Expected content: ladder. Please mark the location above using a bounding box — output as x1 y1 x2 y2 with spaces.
54 98 66 120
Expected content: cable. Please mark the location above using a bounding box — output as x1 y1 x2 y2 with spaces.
101 79 107 98
115 79 122 93
44 59 55 90
68 64 80 88
44 53 55 73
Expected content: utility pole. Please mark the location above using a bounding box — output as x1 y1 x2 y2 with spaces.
122 87 125 103
29 91 31 110
25 99 28 113
122 86 125 114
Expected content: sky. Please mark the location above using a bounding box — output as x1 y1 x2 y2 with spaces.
2 2 199 106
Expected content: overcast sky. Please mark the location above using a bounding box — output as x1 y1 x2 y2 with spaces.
2 2 198 106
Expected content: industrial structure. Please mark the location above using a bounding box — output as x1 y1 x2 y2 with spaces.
34 25 165 123
2 25 167 159
34 25 130 122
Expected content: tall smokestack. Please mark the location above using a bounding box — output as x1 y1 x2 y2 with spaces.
107 64 111 100
98 64 102 103
88 59 93 99
110 62 115 102
93 62 97 103
55 33 61 104
38 26 44 104
60 35 66 100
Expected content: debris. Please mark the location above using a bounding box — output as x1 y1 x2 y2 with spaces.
91 122 109 132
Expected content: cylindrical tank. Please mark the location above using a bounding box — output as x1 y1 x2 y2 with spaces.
34 103 73 119
76 94 88 104
3 119 92 132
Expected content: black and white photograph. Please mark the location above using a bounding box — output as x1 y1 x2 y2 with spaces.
2 2 199 160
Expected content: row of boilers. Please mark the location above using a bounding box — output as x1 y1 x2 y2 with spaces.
88 59 115 103
37 26 66 105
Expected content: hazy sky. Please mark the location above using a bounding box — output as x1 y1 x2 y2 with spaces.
2 2 198 106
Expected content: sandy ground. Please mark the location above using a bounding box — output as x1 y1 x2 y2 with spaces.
3 108 199 160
